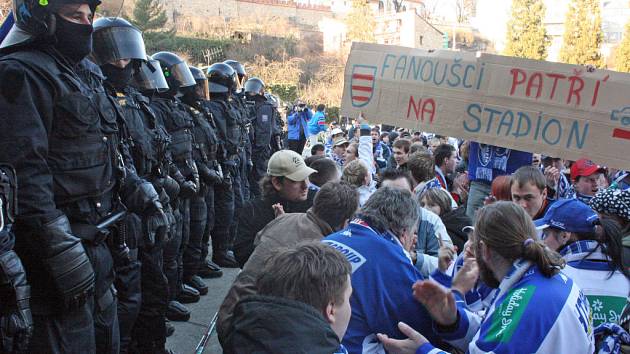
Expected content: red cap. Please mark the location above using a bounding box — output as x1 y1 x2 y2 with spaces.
570 159 605 182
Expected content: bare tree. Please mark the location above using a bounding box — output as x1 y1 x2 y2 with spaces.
418 0 442 21
299 55 345 107
455 0 475 24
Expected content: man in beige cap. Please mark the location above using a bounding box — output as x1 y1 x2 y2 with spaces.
217 181 359 348
233 150 317 268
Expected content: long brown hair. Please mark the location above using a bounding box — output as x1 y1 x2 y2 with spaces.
260 175 282 199
475 202 565 277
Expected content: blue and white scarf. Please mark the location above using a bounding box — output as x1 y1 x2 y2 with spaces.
414 177 442 199
566 186 597 205
560 240 611 268
594 323 630 354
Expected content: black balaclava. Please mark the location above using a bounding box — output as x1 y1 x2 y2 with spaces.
54 14 93 64
210 92 229 101
181 85 197 106
101 63 134 90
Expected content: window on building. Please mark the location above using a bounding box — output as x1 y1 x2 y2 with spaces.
418 35 423 46
378 1 384 14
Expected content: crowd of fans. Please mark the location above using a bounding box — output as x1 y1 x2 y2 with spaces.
220 113 630 354
1 1 625 352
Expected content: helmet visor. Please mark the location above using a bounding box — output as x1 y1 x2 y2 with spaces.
167 61 196 88
208 82 229 93
132 59 169 92
92 26 146 65
195 79 209 100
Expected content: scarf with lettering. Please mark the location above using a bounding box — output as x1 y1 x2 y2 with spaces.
486 259 533 320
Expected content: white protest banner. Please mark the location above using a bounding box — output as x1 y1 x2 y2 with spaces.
341 42 630 170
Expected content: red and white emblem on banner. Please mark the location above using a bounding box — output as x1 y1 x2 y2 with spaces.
351 65 377 108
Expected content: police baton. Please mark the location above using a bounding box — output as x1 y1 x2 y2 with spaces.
195 311 218 354
96 210 127 230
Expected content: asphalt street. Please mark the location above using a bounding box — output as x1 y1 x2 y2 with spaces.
166 268 239 354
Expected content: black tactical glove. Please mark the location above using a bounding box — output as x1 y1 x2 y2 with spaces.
171 167 197 199
122 180 161 214
221 167 232 187
144 207 169 248
0 250 33 354
191 162 201 192
198 163 223 186
162 204 176 245
178 181 198 199
161 175 180 202
39 215 95 310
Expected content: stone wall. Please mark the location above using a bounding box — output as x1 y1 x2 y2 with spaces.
159 0 332 29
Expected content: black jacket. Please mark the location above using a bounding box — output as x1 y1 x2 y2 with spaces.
224 295 341 354
441 207 472 252
233 189 315 267
0 49 119 226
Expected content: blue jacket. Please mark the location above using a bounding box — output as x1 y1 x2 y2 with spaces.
308 110 327 136
323 222 442 353
468 143 532 184
287 109 312 141
418 260 594 354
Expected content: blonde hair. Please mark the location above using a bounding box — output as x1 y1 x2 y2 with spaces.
341 160 368 187
421 188 452 215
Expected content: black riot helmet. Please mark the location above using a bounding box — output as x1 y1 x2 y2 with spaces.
91 17 146 66
188 66 209 101
223 59 246 86
206 62 236 94
0 0 101 49
131 56 170 93
244 77 265 98
152 51 196 92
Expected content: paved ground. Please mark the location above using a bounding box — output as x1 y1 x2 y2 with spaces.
166 268 239 354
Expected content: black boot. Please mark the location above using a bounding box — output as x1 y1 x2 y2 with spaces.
165 320 175 337
167 300 191 322
212 250 239 268
177 284 200 304
185 275 208 295
198 259 223 279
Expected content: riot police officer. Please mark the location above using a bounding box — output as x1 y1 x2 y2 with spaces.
203 63 240 268
243 77 276 199
265 92 286 153
0 0 162 352
131 55 182 347
223 60 252 202
223 59 247 90
0 165 33 353
92 18 173 354
150 52 201 320
181 66 224 293
222 63 254 261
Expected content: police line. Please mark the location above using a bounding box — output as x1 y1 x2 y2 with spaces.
340 42 630 170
